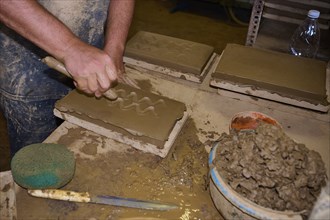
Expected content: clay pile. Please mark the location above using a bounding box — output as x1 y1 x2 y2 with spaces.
213 122 327 214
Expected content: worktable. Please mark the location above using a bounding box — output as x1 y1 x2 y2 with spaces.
1 58 329 219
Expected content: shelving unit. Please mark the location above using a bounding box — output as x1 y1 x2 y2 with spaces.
246 0 330 61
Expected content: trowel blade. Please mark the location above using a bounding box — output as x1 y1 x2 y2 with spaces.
92 195 178 211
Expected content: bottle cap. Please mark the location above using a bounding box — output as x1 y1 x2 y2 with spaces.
308 10 320 18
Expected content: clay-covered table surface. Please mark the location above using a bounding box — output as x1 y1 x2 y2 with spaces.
10 62 330 219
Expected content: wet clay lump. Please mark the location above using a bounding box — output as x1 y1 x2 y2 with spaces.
213 122 327 215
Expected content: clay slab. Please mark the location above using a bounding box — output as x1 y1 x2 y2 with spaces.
124 31 215 81
54 84 187 153
211 44 329 111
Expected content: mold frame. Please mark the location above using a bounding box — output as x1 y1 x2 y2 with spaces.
209 51 330 113
53 109 189 158
123 52 217 83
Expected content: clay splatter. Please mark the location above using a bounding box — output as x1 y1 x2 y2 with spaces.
15 118 222 219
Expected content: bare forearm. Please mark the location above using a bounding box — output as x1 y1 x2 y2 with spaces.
104 0 135 57
0 0 128 97
0 0 80 61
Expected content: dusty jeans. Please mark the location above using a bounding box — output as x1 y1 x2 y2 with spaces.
0 0 110 156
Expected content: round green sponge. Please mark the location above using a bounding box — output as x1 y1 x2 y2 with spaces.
11 143 75 189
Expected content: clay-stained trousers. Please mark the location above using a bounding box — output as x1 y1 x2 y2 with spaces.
0 0 110 156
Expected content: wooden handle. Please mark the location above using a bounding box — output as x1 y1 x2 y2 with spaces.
42 56 72 78
42 56 118 100
28 189 91 203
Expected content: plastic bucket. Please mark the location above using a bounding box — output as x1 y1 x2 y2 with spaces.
209 143 303 220
209 111 302 219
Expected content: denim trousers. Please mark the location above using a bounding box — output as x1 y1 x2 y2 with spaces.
0 0 110 156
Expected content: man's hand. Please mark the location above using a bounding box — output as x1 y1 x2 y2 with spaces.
63 40 118 97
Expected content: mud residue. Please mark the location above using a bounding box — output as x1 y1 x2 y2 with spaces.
1 183 11 192
80 143 98 156
15 118 222 219
213 122 327 215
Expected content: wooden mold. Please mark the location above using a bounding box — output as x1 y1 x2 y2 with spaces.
210 44 329 112
54 84 188 158
124 31 216 83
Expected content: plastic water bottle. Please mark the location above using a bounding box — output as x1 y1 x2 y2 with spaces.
289 10 321 58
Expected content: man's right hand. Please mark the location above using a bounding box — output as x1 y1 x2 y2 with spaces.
62 40 118 98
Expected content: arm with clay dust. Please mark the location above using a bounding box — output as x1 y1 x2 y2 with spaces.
0 0 117 97
104 0 137 87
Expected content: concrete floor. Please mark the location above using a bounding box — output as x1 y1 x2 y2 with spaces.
0 0 249 171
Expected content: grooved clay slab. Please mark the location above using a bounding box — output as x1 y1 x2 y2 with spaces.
54 84 187 153
125 31 214 75
211 44 329 111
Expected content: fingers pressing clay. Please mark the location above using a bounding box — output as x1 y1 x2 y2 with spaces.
119 74 140 89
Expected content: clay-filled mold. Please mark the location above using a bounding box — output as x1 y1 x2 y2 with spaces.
211 44 329 107
125 31 214 75
55 84 187 150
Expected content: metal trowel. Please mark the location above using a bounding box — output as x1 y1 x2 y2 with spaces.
28 189 178 211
